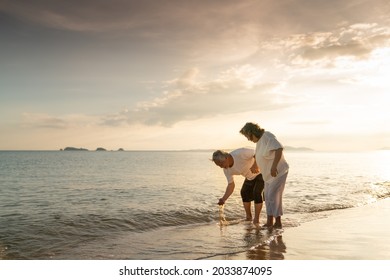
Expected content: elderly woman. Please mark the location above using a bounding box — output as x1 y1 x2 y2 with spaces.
240 122 289 228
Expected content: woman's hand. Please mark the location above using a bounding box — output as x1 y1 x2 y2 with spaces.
250 160 259 173
250 165 259 173
271 167 278 177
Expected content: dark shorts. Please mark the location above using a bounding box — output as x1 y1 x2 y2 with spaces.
241 173 264 203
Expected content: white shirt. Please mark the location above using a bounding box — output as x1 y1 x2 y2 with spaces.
223 148 259 184
255 131 289 182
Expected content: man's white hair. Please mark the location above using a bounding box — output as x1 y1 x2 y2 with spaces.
212 150 229 162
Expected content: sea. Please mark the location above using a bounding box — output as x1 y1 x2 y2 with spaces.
0 149 389 260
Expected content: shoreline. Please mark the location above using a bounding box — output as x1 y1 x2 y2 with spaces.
212 198 390 260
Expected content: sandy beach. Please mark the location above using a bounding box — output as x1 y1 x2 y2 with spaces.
219 198 390 260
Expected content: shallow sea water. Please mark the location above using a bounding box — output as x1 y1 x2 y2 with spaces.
0 150 389 259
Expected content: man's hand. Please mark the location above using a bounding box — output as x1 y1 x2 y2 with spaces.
218 198 225 205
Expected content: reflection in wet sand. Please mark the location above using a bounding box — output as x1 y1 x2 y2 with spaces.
246 229 287 260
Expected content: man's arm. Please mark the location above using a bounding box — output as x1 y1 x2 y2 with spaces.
218 182 235 205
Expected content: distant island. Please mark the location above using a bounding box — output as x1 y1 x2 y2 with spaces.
63 147 89 151
61 147 125 152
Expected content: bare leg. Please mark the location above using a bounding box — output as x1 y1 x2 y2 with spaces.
274 216 282 228
253 203 262 224
243 202 252 220
263 215 274 227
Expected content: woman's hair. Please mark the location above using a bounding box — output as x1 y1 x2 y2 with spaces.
239 122 264 138
212 150 229 163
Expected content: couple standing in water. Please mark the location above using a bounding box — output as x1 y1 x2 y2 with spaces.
212 122 289 228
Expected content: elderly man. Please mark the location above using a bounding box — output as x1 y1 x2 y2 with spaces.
212 148 264 224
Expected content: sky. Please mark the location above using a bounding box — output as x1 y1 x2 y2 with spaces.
1 0 389 151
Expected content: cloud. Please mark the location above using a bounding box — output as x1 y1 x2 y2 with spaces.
16 62 293 130
0 1 260 34
1 0 152 32
6 1 390 131
101 65 291 127
21 113 69 129
277 24 390 66
100 109 130 127
21 113 97 129
3 0 389 66
2 0 389 39
21 65 290 130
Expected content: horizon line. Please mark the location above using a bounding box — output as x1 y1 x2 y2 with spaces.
1 147 389 152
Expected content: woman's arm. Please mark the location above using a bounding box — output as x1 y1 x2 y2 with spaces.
250 157 259 173
271 148 283 177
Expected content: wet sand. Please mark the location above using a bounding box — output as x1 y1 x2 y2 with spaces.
218 198 390 260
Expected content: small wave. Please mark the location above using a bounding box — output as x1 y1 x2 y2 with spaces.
307 203 353 213
48 206 220 238
372 181 390 199
1 207 221 259
139 208 217 231
287 201 354 215
350 181 390 202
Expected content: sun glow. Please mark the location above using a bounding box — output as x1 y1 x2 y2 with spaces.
334 47 390 87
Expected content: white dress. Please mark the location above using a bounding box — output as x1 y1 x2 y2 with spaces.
255 131 289 217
